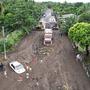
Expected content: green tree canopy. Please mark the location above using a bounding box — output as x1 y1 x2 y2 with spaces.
0 0 43 33
60 15 77 34
68 23 90 55
78 12 90 23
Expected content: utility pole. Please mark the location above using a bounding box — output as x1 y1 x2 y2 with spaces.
2 26 7 60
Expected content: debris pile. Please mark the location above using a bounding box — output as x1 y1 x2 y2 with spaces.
37 47 53 59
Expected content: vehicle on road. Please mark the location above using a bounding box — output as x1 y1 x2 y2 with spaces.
44 28 53 45
9 61 25 74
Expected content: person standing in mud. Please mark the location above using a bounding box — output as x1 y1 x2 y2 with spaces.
59 31 63 37
3 65 8 78
76 54 82 62
0 63 4 71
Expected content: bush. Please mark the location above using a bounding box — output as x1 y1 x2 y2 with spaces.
68 23 90 55
0 28 27 52
78 12 90 23
60 15 77 34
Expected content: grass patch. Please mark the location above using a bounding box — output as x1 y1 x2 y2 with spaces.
0 27 29 52
83 55 90 65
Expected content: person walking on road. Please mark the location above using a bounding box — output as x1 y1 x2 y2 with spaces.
4 70 7 78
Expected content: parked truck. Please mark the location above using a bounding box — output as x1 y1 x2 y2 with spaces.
44 29 53 45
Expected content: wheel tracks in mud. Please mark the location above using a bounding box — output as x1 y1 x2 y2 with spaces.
17 31 41 52
46 34 83 90
37 31 72 90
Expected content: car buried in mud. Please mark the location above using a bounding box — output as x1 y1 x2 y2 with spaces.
9 61 26 74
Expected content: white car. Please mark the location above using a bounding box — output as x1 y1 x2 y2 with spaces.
9 61 25 74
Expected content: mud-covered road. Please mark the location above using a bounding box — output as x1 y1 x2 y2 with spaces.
0 31 90 90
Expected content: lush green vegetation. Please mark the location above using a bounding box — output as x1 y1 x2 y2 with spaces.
0 0 43 33
0 0 90 53
0 28 27 52
0 0 43 52
78 12 90 23
59 15 77 34
68 23 90 56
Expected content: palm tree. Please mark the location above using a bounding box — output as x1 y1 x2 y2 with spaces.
0 1 4 15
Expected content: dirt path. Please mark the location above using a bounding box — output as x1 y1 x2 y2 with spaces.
0 31 90 90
